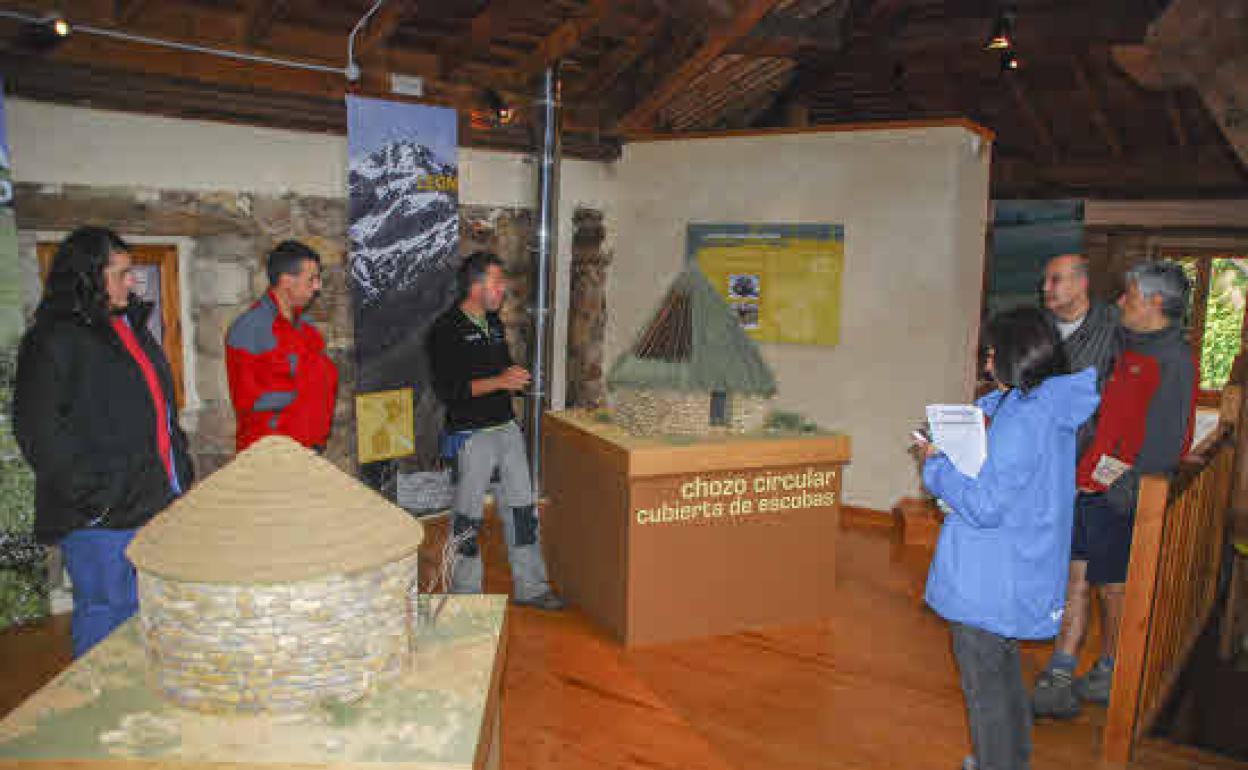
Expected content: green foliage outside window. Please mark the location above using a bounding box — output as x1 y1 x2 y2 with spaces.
0 346 46 630
1198 259 1247 391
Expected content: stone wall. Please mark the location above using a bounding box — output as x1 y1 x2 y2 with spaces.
729 394 770 433
136 553 417 713
16 184 611 480
565 209 611 408
15 183 353 478
612 388 711 437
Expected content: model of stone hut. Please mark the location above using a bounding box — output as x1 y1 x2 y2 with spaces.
126 436 424 713
608 266 777 436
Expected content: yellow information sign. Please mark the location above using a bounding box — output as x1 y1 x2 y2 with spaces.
688 223 844 346
355 387 415 464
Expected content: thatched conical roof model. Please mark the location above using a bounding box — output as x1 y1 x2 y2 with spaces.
128 436 424 584
608 266 776 396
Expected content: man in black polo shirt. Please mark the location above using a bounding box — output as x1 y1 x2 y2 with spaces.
427 251 563 610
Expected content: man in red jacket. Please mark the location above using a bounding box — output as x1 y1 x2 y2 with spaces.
226 240 338 452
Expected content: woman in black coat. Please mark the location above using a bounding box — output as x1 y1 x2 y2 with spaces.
14 226 193 657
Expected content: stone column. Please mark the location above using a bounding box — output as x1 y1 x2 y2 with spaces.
192 233 265 477
564 208 610 409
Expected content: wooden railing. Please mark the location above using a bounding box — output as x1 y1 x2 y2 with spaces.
1101 422 1237 764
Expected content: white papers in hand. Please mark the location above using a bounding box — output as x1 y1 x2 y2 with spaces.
926 404 987 478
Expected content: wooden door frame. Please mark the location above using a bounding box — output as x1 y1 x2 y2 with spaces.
35 239 187 408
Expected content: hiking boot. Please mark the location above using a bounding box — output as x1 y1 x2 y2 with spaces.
513 590 565 611
1073 659 1113 705
1032 667 1081 719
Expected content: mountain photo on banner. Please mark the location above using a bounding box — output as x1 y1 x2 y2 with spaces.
346 97 459 408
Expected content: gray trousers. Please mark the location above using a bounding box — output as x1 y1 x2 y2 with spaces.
950 622 1032 770
450 421 551 601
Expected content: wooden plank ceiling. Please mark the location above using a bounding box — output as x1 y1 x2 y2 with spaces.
1 0 1246 197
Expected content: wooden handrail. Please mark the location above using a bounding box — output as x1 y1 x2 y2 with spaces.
1102 428 1237 764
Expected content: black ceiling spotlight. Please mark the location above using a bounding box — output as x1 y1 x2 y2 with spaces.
471 87 516 129
19 11 71 53
985 6 1015 51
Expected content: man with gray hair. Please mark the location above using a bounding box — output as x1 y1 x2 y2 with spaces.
1042 253 1122 453
1034 260 1196 719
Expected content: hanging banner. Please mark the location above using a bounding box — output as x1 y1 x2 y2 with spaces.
346 97 458 485
0 87 46 630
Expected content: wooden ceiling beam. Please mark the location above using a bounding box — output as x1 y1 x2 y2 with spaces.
1167 91 1191 151
570 14 665 99
440 0 531 79
992 152 1248 197
729 35 827 58
1071 54 1123 158
513 0 610 76
240 0 288 46
1007 76 1059 163
619 0 784 130
355 0 412 59
114 0 149 26
1 0 440 77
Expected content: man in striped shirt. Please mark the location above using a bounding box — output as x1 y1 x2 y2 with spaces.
1042 253 1123 454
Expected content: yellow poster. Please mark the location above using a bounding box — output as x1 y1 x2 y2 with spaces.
355 387 415 464
688 223 844 346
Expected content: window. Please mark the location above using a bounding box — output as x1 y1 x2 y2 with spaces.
1168 250 1248 402
709 390 728 426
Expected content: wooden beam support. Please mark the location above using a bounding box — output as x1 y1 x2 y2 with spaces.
240 0 287 46
355 0 411 59
571 14 665 99
728 35 816 58
514 0 610 76
114 0 149 26
440 0 531 78
1167 90 1191 150
619 0 784 130
992 152 1248 196
1008 77 1059 163
1072 54 1123 158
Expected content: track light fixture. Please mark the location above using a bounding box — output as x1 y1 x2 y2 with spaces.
19 11 71 52
1000 50 1019 72
985 8 1014 51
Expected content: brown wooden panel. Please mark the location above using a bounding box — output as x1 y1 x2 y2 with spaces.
1104 473 1170 764
542 413 632 641
544 410 844 647
626 463 839 645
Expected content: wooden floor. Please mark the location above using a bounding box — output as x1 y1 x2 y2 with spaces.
3 520 1245 770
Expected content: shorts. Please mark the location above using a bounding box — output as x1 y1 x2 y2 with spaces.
1070 491 1134 585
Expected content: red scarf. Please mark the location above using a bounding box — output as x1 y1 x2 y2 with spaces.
111 316 177 490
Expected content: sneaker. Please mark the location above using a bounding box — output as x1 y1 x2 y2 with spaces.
1032 667 1081 719
1073 659 1113 704
512 590 565 611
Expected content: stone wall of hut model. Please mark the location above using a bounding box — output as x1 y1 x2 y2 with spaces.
137 554 417 713
612 387 770 436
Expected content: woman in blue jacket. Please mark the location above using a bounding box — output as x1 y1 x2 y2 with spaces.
917 307 1099 770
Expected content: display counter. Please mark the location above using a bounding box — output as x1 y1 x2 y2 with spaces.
0 594 507 770
543 410 851 646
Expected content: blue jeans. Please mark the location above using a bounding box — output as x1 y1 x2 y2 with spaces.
950 622 1032 770
60 528 139 658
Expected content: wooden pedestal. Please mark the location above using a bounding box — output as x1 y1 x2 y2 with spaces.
542 410 851 646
